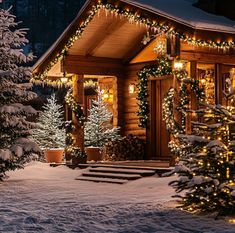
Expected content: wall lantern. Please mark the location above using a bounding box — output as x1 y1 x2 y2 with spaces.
230 68 235 90
61 77 68 83
174 60 184 70
61 72 68 83
129 84 135 94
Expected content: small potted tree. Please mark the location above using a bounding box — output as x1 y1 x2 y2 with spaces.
84 89 120 161
31 94 66 163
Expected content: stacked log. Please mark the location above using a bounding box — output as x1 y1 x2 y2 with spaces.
104 134 145 161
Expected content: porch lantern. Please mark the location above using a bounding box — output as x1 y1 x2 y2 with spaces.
61 72 68 83
61 77 68 83
174 60 184 70
230 68 235 90
128 84 135 94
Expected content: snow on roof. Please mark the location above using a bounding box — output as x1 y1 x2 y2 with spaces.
32 0 235 73
123 0 235 33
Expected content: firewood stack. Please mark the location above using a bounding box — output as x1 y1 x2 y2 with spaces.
104 135 145 161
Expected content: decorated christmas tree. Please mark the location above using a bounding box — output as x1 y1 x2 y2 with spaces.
0 7 40 179
84 89 120 147
167 104 235 215
31 94 66 149
162 63 235 216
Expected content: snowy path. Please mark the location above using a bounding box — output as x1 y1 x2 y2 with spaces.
0 162 234 233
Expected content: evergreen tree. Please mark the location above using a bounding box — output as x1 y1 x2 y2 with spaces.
84 89 120 147
0 7 40 179
31 94 66 149
168 104 235 215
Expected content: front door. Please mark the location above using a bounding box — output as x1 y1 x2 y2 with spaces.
148 77 173 160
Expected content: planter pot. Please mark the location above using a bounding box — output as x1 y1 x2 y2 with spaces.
44 149 64 163
85 147 104 162
72 156 87 165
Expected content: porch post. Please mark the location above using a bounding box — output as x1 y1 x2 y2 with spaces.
72 74 85 152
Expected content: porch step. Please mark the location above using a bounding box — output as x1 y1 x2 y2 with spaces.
89 167 156 176
76 164 166 184
85 164 172 176
81 171 142 180
76 176 128 184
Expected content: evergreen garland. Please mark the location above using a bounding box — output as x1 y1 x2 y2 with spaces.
173 69 205 133
64 89 86 158
137 56 172 128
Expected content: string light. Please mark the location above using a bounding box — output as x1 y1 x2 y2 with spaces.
64 89 86 159
31 1 235 84
137 55 172 128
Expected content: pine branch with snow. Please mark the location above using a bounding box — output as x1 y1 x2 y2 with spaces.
169 104 235 216
0 7 40 179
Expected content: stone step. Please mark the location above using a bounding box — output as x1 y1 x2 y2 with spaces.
76 176 128 184
88 164 172 176
89 164 166 171
81 171 142 180
89 167 156 176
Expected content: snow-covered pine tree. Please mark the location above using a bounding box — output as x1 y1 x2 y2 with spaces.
0 7 41 179
84 89 120 147
31 94 66 149
168 104 235 215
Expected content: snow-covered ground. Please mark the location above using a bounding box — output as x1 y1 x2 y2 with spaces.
0 162 234 233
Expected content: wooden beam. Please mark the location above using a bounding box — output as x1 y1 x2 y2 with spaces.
72 75 84 152
181 51 235 64
85 20 126 56
64 55 124 76
215 64 223 105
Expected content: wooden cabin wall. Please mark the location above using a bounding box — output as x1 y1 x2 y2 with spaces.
121 63 154 140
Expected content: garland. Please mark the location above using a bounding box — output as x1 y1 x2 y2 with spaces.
162 87 183 135
32 1 235 83
65 88 86 125
137 56 172 128
162 70 205 135
175 70 205 132
65 122 86 158
65 90 86 159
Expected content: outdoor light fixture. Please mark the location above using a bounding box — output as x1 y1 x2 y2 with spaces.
231 68 235 89
129 84 135 94
61 77 68 83
103 93 109 99
174 60 184 70
61 72 68 83
200 78 206 85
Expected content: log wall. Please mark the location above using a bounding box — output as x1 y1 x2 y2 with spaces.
121 63 154 140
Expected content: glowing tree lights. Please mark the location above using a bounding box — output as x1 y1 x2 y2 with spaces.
167 105 235 215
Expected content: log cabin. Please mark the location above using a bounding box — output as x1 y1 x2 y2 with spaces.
32 0 235 163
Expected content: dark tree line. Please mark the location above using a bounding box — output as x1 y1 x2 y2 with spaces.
0 0 85 62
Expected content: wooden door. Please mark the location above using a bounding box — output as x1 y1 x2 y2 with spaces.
148 77 173 160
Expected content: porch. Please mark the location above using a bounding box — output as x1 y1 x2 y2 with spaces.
32 2 235 164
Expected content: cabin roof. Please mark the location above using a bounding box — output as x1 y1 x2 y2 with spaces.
32 0 235 77
125 0 235 33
